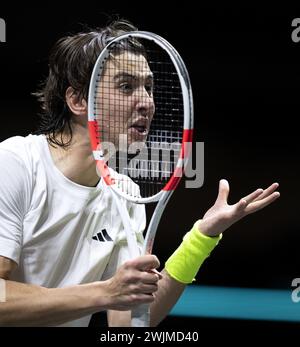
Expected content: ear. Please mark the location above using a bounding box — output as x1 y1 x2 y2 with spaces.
65 87 87 116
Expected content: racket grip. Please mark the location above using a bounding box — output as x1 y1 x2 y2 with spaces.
131 304 150 327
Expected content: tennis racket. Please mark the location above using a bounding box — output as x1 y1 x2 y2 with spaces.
88 31 193 327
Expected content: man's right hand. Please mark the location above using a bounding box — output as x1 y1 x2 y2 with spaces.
104 255 161 311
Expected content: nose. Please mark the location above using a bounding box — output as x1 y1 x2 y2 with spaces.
135 87 155 118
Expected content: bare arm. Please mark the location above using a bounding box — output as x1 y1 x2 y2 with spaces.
0 256 112 326
149 269 185 326
0 255 160 326
2 280 108 326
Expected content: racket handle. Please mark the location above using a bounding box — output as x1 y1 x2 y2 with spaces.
131 304 150 327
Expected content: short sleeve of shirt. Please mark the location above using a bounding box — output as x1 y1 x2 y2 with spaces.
0 149 31 264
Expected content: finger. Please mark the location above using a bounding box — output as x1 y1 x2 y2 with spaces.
128 281 158 294
236 198 248 212
136 293 156 304
149 269 163 280
138 283 159 294
129 293 156 306
252 183 279 202
132 255 160 271
241 188 264 205
141 272 160 284
216 179 230 204
245 192 280 214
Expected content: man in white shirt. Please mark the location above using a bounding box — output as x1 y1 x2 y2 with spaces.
0 20 280 327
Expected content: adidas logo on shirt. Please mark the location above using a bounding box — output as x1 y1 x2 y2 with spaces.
92 229 113 242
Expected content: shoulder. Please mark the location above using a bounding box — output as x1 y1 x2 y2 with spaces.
0 136 38 217
0 134 43 171
0 134 40 154
0 135 45 192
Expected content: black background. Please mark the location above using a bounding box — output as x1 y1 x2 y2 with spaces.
0 3 299 333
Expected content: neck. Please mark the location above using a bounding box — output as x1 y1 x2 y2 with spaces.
47 123 99 187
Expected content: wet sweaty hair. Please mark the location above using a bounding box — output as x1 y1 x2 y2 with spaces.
33 19 144 148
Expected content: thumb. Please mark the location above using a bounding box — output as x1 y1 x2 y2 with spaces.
134 255 160 271
215 179 230 204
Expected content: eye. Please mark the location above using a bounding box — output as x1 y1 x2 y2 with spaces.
119 82 133 93
145 84 153 96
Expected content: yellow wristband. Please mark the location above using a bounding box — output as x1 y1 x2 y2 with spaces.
165 221 222 284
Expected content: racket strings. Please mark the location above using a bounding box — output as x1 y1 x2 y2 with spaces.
93 38 184 198
142 50 183 198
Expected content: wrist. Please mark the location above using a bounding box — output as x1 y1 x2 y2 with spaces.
165 221 222 284
88 280 112 310
196 219 222 237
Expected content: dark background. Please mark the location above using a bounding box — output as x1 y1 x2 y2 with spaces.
0 3 299 332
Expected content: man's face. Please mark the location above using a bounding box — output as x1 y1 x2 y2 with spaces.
96 51 155 149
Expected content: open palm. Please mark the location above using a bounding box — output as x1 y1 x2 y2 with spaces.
198 180 280 237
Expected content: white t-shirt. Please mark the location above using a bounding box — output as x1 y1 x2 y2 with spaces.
0 134 146 326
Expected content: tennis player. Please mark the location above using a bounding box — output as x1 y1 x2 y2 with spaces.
0 20 280 326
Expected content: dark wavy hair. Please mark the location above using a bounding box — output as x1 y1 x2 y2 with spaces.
33 19 142 148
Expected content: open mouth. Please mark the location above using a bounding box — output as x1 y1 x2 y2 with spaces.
130 118 149 137
132 125 147 134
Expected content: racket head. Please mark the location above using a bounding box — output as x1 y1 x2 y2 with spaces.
88 31 193 203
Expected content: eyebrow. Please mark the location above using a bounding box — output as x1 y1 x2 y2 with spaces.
113 71 153 81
